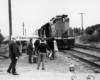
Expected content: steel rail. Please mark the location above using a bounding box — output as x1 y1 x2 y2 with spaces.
75 44 100 50
71 49 100 59
62 50 100 69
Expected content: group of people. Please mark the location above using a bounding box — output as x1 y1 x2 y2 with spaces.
7 37 58 75
27 37 58 69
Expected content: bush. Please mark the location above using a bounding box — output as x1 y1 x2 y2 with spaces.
85 30 100 42
97 32 100 41
0 33 4 45
85 27 94 35
83 24 100 42
80 33 91 43
88 35 98 42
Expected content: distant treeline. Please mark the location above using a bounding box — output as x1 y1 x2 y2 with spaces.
82 24 100 42
70 24 100 42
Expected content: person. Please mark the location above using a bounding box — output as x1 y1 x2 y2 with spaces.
53 39 58 58
27 38 34 64
25 41 28 54
47 38 54 60
34 38 40 55
16 41 22 56
7 37 20 75
37 38 51 70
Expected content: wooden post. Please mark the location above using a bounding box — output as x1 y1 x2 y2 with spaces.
8 0 12 41
23 22 25 35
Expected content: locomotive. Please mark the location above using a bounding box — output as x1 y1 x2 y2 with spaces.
38 14 75 49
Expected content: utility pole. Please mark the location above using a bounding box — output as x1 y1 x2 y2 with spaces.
79 13 84 35
8 0 12 41
23 22 25 35
25 28 26 35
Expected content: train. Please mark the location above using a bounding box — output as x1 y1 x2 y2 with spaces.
37 14 75 49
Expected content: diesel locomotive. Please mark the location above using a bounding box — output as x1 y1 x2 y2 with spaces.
38 14 75 49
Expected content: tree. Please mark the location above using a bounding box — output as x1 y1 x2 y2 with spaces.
69 27 74 36
85 27 94 35
73 28 81 36
97 25 100 33
0 30 4 45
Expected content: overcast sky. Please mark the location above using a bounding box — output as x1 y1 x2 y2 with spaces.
0 0 100 36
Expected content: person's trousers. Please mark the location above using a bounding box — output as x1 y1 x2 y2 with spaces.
29 51 33 63
52 52 55 59
7 57 17 74
50 51 55 60
37 52 46 69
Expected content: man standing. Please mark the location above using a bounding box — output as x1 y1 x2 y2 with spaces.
27 38 33 64
47 38 54 60
37 38 51 70
7 37 20 75
34 38 40 55
53 39 58 58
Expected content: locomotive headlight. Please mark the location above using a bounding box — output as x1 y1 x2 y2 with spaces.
64 17 69 22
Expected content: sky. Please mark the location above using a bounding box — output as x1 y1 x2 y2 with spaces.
0 0 100 36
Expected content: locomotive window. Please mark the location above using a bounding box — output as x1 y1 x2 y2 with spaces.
56 18 63 22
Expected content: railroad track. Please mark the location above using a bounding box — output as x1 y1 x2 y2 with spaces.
62 49 100 69
71 48 100 59
75 44 100 50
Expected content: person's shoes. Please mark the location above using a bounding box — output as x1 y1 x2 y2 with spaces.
12 73 19 75
7 70 11 74
37 68 39 70
42 68 45 70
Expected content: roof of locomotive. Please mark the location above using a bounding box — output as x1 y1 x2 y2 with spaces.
56 14 68 18
39 14 69 30
41 22 50 29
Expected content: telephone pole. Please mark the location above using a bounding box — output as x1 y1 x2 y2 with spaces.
23 22 25 35
25 28 26 35
79 13 84 34
8 0 12 41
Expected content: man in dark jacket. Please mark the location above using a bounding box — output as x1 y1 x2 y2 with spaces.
27 38 33 63
37 38 51 70
7 37 20 75
34 39 40 49
34 38 40 55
